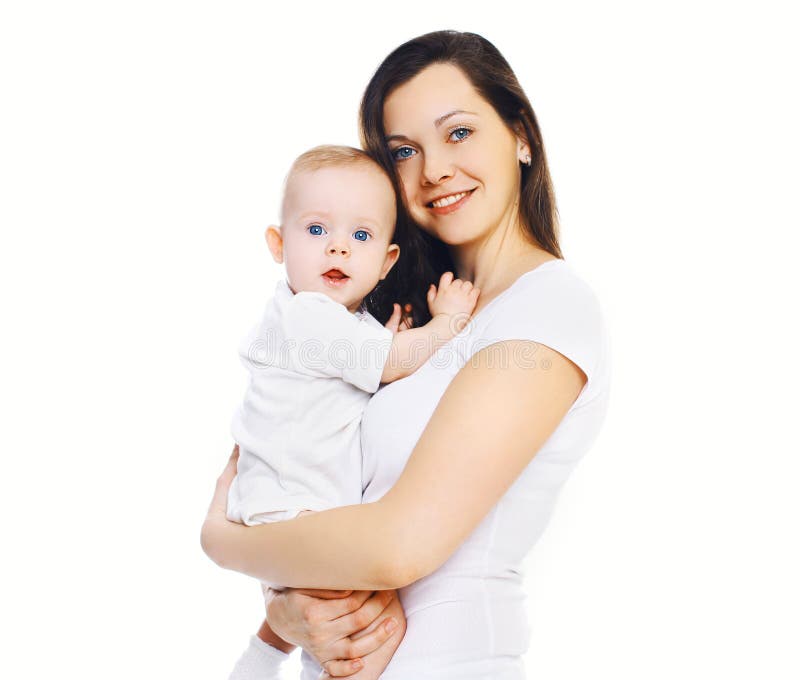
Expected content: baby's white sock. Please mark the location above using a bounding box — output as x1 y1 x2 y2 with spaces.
228 634 291 680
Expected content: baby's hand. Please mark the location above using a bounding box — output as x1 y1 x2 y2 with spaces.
384 303 415 335
427 272 480 333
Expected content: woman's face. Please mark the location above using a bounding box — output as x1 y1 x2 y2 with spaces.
382 63 528 247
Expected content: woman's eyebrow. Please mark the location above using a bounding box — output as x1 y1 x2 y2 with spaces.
434 109 477 127
386 110 478 142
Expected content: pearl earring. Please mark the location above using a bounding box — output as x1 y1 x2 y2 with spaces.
521 153 531 166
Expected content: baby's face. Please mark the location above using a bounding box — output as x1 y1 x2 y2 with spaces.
276 164 399 312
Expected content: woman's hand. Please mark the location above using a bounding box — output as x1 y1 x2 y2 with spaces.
200 445 239 564
209 444 238 517
265 586 403 676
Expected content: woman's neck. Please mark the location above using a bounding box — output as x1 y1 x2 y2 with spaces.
450 218 557 314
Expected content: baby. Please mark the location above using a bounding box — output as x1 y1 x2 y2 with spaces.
227 145 479 680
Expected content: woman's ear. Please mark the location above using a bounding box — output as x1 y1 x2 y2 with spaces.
513 121 532 166
380 244 400 280
265 226 283 263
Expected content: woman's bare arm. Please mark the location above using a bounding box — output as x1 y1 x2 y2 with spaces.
202 339 586 589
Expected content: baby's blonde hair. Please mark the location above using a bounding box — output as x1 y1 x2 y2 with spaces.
281 144 394 224
288 144 382 176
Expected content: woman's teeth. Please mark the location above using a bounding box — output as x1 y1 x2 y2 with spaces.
430 191 469 208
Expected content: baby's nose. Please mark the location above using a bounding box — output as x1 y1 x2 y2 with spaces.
327 242 350 256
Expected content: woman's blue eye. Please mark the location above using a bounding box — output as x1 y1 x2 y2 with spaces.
392 146 416 161
450 127 472 142
307 224 326 236
353 230 370 242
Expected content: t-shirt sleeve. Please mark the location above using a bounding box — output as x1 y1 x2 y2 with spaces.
284 291 393 393
475 268 609 402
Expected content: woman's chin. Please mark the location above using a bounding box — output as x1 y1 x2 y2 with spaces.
411 214 485 247
420 225 482 247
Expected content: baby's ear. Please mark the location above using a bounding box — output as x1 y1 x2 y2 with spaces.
380 243 400 280
265 226 283 264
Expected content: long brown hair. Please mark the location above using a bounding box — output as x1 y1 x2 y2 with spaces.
360 30 562 325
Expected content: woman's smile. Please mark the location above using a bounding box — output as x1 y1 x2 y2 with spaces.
427 188 476 215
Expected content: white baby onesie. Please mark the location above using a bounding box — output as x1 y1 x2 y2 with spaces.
227 278 393 526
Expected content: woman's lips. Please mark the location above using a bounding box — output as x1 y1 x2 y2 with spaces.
427 189 475 215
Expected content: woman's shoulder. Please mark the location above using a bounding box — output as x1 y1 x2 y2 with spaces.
484 259 604 327
472 259 609 394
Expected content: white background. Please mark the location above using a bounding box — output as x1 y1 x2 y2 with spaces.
1 1 798 678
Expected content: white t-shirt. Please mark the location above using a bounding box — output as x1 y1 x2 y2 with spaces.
299 259 611 679
227 278 393 526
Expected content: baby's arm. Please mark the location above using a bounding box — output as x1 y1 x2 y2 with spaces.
381 272 479 383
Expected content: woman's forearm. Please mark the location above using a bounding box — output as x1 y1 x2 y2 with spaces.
202 499 412 590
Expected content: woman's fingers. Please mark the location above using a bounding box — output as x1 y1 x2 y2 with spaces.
201 445 240 560
283 589 373 640
340 614 399 660
316 589 374 620
320 657 364 677
270 589 396 667
294 588 354 600
329 589 394 639
220 445 239 485
317 612 399 672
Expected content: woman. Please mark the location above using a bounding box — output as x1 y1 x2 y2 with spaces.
203 30 610 679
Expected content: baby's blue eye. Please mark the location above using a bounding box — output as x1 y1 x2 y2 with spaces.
353 230 370 242
392 146 416 161
307 224 326 236
450 127 472 142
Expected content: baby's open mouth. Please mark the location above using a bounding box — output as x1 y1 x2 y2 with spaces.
322 268 349 285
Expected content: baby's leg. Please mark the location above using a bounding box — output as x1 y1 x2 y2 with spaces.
228 510 307 680
228 634 289 680
254 510 317 645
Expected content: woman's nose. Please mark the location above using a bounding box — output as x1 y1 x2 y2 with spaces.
421 150 454 186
